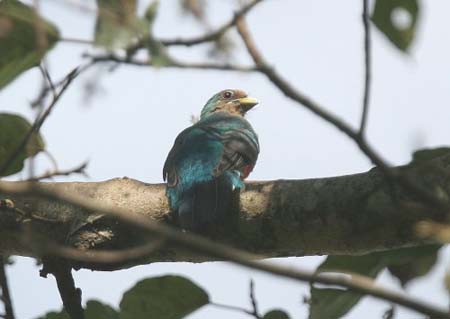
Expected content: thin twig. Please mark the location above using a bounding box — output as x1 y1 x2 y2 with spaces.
0 258 15 319
0 182 448 319
210 302 256 318
41 150 59 172
31 61 96 108
249 280 261 319
27 161 88 182
359 0 372 135
87 53 257 72
0 67 79 177
39 64 57 100
60 37 94 45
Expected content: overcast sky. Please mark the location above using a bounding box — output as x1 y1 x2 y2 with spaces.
1 0 450 318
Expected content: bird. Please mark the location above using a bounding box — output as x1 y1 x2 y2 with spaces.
163 89 260 232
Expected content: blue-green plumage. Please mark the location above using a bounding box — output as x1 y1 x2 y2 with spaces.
163 89 259 231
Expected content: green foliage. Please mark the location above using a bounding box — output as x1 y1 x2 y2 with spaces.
385 245 440 287
0 113 45 177
94 0 147 49
372 0 419 52
0 0 59 89
37 300 117 319
84 300 119 319
309 245 440 319
309 254 385 319
120 275 209 319
263 309 290 319
143 1 172 67
144 0 160 25
309 288 361 319
37 275 208 319
94 0 171 66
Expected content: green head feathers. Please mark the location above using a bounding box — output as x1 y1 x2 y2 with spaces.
200 89 258 119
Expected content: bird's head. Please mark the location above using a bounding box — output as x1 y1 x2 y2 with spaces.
200 89 258 119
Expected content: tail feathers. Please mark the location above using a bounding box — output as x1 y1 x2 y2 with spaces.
177 175 240 232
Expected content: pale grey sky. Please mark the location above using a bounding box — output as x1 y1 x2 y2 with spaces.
1 1 450 318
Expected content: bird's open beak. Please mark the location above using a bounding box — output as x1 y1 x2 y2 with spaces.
237 97 259 111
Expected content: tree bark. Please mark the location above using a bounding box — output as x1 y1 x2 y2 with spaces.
0 153 448 271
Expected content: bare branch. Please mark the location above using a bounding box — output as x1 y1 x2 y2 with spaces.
359 0 372 135
31 61 96 108
0 258 15 319
87 53 257 72
59 37 94 45
210 302 257 318
235 18 450 215
27 161 89 182
0 181 448 318
39 64 57 100
41 258 84 319
139 0 264 48
0 67 79 177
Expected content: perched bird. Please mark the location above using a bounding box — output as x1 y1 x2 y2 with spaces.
163 89 260 231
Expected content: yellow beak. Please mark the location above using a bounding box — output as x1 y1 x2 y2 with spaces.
237 97 259 111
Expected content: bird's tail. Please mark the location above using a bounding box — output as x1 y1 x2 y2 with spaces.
177 173 242 232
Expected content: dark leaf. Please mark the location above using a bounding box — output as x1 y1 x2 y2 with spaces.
316 254 385 276
371 0 419 51
94 0 148 49
263 309 290 319
309 288 361 319
0 0 59 89
147 40 172 67
85 300 119 319
120 275 209 319
0 113 45 176
386 245 440 286
36 300 117 319
144 0 159 26
309 245 440 319
309 254 384 319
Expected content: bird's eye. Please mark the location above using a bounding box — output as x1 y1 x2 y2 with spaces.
222 91 234 99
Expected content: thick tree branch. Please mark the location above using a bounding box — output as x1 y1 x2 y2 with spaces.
0 157 449 318
0 259 15 319
1 154 449 267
